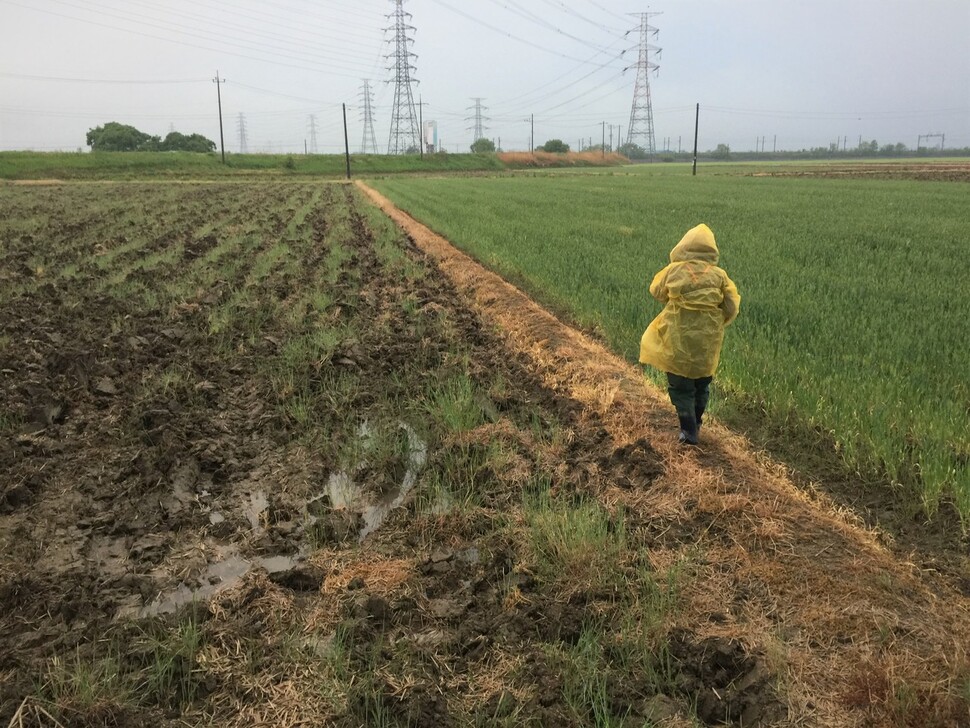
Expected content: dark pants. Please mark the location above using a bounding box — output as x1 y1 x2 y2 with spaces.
666 373 713 439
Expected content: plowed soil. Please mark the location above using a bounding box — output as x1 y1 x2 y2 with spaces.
0 179 967 728
747 161 970 181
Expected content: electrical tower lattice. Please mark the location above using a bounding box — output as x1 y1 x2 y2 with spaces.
386 0 420 155
237 113 248 154
466 98 489 143
626 12 661 155
308 114 319 154
359 80 380 154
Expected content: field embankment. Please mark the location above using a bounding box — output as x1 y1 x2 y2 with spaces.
0 150 508 180
498 151 630 168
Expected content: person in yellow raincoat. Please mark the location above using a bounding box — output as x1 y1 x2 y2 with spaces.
640 223 740 445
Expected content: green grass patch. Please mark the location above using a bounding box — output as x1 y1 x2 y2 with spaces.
0 150 508 180
370 171 970 521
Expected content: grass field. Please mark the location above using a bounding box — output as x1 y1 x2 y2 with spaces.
369 170 970 519
0 150 509 179
0 150 634 180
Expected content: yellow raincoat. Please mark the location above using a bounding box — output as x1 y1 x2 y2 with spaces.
639 224 740 379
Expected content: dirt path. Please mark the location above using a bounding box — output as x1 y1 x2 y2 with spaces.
358 181 970 727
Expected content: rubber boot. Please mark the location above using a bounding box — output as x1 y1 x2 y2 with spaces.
694 379 711 438
678 413 699 446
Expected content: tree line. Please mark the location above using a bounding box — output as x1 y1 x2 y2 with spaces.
86 122 216 153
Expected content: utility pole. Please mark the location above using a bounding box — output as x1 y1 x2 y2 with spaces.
609 124 613 152
774 135 777 153
213 71 226 163
530 113 534 152
692 103 699 176
601 121 606 157
918 133 945 151
418 95 424 159
625 12 661 155
342 103 351 179
386 0 421 154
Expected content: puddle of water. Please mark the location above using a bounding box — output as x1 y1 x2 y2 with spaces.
141 548 251 617
140 548 305 617
307 422 427 541
354 423 427 540
244 490 268 531
140 421 425 617
257 554 303 573
326 471 357 510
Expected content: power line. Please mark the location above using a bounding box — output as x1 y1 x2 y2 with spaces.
427 0 627 67
484 0 621 56
2 0 376 79
0 72 208 84
580 0 631 25
534 0 624 34
42 0 381 72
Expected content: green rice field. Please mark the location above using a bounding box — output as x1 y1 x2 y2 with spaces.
370 168 970 518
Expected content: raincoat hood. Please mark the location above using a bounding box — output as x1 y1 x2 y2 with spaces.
669 223 719 264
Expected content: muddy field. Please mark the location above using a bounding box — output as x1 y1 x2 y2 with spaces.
1 180 968 727
746 161 970 182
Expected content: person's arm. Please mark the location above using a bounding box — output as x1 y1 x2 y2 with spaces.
720 273 740 325
649 266 670 304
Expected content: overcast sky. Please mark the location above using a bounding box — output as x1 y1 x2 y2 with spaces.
1 0 968 154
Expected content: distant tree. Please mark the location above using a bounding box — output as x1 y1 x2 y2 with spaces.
470 138 496 153
881 142 908 156
618 142 647 159
160 131 216 153
712 143 731 160
86 122 159 152
87 123 217 152
540 139 569 153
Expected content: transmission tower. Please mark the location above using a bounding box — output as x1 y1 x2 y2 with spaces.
385 0 420 154
359 79 379 153
625 12 661 155
466 98 489 142
307 114 319 154
237 113 248 154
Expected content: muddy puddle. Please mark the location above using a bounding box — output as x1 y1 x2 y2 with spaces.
319 421 428 541
141 421 427 617
140 545 301 617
